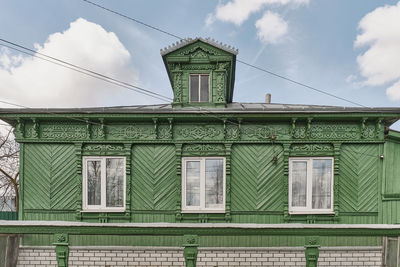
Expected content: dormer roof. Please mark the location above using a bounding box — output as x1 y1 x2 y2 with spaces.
160 37 239 56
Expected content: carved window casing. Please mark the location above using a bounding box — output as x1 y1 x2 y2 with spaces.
289 157 334 214
181 157 226 213
82 156 126 212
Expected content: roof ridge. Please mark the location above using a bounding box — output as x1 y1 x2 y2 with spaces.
160 37 238 56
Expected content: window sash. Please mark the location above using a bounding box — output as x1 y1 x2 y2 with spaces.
189 74 210 103
182 157 225 213
289 157 333 214
82 156 126 212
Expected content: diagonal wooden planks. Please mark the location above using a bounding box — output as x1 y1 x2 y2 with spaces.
24 144 52 209
24 144 77 211
231 144 284 211
50 145 76 210
340 144 378 212
131 145 176 211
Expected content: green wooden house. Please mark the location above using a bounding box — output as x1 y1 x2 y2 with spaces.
1 38 400 267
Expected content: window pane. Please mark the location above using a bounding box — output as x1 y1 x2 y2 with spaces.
87 160 101 206
190 75 199 102
200 75 209 102
292 161 307 207
205 159 223 208
186 161 200 206
106 158 124 208
312 159 332 209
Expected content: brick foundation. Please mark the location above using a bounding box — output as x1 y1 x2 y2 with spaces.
16 246 382 267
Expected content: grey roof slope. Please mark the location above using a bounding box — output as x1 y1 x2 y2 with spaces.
1 103 400 114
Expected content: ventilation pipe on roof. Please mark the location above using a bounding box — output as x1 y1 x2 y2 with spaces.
265 93 271 104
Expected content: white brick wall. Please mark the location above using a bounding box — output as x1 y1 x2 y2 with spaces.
318 248 382 267
16 246 382 267
17 247 57 267
197 249 306 266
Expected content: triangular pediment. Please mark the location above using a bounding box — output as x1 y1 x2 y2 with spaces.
160 37 238 56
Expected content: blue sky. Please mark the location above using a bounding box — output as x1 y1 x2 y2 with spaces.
1 0 400 127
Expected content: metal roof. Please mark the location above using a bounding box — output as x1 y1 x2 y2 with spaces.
160 37 239 56
1 103 400 114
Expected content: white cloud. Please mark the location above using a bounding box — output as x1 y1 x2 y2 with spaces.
0 18 143 108
206 0 309 26
354 1 400 101
255 11 288 44
387 79 400 101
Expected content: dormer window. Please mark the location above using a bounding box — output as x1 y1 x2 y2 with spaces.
190 74 209 102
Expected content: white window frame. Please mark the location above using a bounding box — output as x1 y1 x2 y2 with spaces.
82 156 126 212
189 74 210 103
289 157 334 214
182 157 226 213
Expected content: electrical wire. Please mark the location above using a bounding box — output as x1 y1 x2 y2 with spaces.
0 40 172 103
81 0 368 108
0 39 241 126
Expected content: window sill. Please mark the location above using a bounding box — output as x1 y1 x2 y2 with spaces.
81 209 126 213
181 210 225 214
289 211 335 215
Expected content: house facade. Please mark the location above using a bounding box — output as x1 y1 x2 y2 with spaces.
1 38 400 267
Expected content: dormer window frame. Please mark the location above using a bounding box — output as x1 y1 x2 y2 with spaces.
189 73 211 103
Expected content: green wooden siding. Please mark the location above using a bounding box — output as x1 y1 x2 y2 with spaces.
24 144 76 211
384 139 400 195
231 144 284 212
339 144 379 213
0 212 18 220
131 145 176 211
21 233 381 247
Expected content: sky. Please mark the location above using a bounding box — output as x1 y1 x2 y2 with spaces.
0 0 400 128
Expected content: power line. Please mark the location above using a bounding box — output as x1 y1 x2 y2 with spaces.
0 39 240 126
0 40 172 103
236 60 367 108
82 0 183 40
81 0 367 108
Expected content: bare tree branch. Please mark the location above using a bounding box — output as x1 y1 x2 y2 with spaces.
0 128 19 211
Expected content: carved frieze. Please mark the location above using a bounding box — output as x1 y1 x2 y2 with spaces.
91 125 105 139
158 125 172 139
179 45 220 56
310 123 358 139
173 72 183 103
293 126 307 139
107 125 155 140
362 125 375 139
191 49 209 59
215 72 225 103
183 144 225 152
242 125 289 140
177 126 222 140
41 124 88 139
83 144 124 151
181 64 215 70
226 125 239 140
291 144 333 152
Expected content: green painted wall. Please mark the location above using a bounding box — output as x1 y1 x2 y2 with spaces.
18 141 392 225
381 132 400 224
